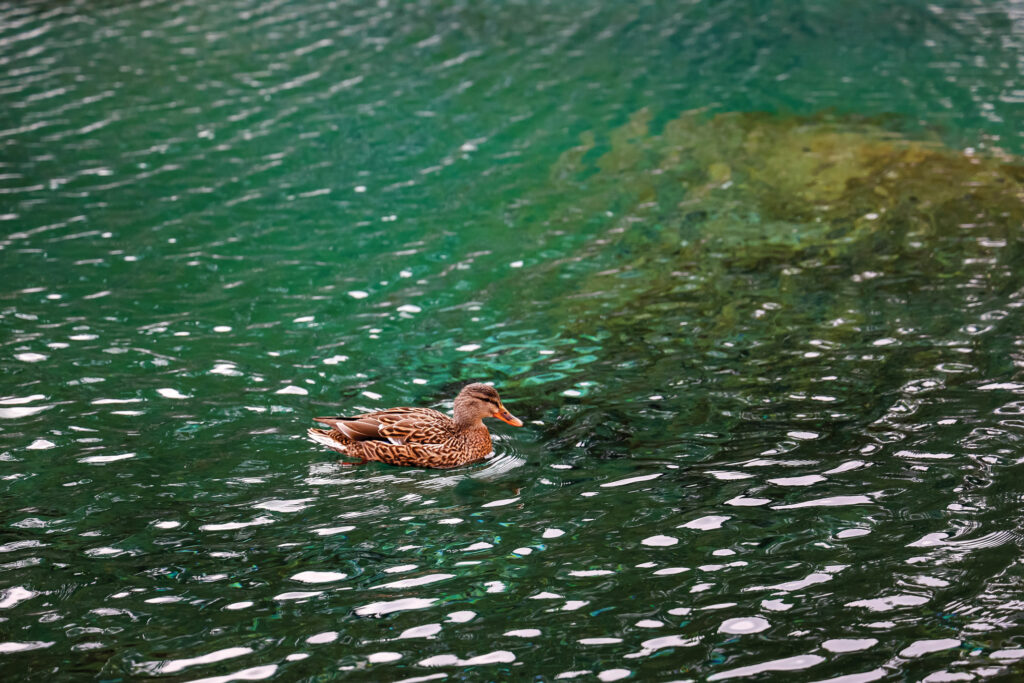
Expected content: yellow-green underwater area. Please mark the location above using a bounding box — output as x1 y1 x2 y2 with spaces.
517 111 1024 449
540 110 1023 326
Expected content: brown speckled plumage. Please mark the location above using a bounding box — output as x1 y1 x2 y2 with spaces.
307 383 523 469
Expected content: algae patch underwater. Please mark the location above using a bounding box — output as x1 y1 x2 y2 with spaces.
545 109 1023 299
515 110 1024 459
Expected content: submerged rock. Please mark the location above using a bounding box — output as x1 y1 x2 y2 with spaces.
518 110 1024 457
546 108 1023 300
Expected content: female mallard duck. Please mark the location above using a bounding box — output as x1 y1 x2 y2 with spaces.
307 383 523 468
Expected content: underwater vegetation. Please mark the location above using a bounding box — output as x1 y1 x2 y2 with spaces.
507 110 1024 460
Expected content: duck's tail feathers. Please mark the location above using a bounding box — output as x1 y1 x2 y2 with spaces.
307 427 348 452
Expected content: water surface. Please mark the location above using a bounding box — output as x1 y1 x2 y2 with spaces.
2 0 1024 681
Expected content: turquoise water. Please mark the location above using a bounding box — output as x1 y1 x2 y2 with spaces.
3 0 1024 680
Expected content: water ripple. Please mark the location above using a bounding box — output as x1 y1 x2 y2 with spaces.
2 0 1023 680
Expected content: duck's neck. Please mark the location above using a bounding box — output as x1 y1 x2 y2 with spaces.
452 405 483 430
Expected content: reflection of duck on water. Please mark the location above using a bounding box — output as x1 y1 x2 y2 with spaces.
307 383 523 469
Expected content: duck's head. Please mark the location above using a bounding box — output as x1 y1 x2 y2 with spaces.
454 383 523 427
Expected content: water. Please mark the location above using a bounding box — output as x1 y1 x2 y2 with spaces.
2 0 1024 680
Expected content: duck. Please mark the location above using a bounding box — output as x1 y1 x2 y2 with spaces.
307 383 523 468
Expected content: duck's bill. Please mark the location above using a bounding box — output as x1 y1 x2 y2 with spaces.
494 405 524 427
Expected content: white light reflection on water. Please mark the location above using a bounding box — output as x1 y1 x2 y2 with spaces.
355 598 437 617
624 634 700 659
718 617 770 634
311 525 355 536
372 574 454 590
200 517 275 532
641 534 677 546
772 495 875 510
396 623 442 640
273 591 323 601
0 587 37 609
253 498 313 513
600 473 662 488
823 638 878 653
0 404 52 419
367 651 402 663
505 628 541 637
708 654 825 680
189 664 278 683
845 594 929 611
291 571 347 583
680 515 730 530
0 641 54 653
79 452 135 464
137 646 253 675
419 649 515 667
898 638 960 657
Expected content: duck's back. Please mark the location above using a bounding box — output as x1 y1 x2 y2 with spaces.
316 406 454 445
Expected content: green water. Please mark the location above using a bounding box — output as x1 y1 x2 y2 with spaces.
3 0 1024 681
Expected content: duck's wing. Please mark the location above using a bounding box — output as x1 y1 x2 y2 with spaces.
354 441 470 469
314 407 452 445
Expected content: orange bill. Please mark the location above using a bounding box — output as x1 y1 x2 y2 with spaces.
493 403 523 427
